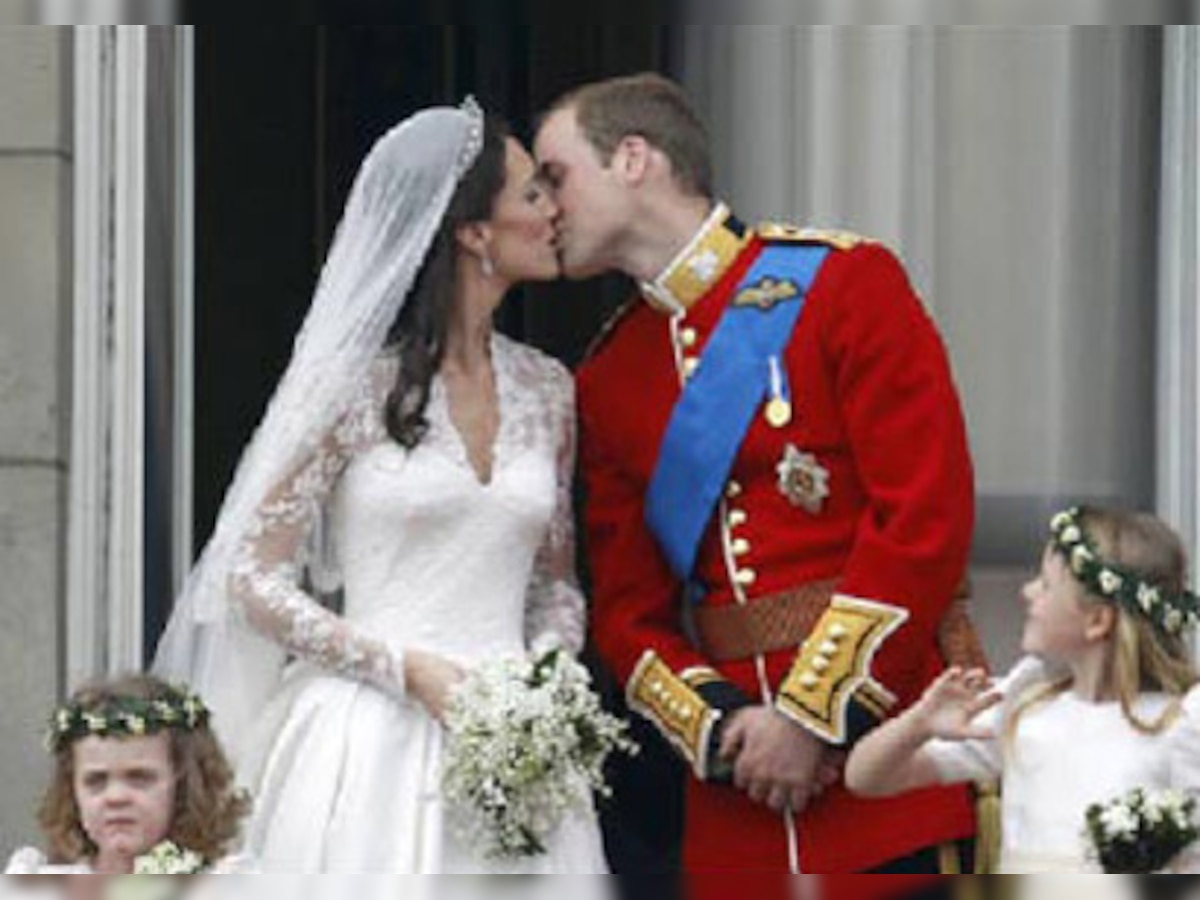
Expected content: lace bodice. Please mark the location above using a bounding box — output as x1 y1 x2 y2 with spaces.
228 333 586 701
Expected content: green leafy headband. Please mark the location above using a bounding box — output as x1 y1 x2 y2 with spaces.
1050 507 1200 637
46 686 210 754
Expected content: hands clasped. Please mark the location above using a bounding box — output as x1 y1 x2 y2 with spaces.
718 706 844 814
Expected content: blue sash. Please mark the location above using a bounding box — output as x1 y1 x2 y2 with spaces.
645 243 830 593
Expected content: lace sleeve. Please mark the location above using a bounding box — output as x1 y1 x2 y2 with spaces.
228 369 406 699
524 362 586 656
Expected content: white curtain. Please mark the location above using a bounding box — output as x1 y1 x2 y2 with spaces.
1158 26 1199 662
672 26 1165 665
674 26 1161 555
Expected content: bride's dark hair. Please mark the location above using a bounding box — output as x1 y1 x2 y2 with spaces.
384 113 510 449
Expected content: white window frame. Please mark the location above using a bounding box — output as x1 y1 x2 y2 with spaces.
67 25 193 683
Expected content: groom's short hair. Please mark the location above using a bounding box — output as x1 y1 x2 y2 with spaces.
550 72 713 199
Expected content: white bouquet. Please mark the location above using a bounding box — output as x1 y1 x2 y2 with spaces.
442 648 637 860
104 842 206 900
1084 787 1199 873
131 841 206 874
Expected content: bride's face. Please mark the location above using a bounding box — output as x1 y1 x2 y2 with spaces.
481 137 561 284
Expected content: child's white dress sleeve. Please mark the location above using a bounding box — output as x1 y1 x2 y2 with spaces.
922 655 1050 784
1168 683 1200 873
4 847 45 873
4 848 89 873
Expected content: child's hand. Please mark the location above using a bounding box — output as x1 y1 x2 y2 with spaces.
912 667 1002 741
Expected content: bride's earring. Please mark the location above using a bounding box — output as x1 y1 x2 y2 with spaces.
480 251 495 278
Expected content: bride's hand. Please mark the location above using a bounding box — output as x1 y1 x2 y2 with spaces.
912 667 1002 741
405 650 466 723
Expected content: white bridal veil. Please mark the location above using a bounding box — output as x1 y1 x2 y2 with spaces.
153 98 485 754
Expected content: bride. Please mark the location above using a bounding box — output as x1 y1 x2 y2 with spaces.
154 99 607 874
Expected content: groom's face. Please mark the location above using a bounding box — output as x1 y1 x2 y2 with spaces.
534 107 625 279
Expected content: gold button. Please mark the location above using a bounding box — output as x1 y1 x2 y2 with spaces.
649 680 663 696
682 357 700 379
819 641 838 657
726 480 743 499
735 568 757 587
731 538 751 556
680 327 698 348
680 707 693 722
728 509 748 527
800 672 820 690
828 623 849 641
811 656 830 673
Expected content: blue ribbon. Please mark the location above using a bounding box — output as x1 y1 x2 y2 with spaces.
645 244 830 595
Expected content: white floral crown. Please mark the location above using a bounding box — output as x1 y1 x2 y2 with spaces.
46 686 210 754
1050 507 1200 637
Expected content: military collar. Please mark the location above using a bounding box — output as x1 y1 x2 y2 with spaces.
640 202 751 316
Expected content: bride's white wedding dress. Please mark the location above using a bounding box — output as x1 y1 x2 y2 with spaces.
228 332 608 874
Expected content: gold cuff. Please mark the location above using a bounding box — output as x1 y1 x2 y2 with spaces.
775 594 908 743
627 651 720 779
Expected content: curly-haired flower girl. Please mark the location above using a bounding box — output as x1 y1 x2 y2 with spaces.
5 674 254 875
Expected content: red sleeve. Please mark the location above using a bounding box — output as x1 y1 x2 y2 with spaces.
776 244 975 742
579 376 751 780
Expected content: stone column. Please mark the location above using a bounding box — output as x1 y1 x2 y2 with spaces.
0 25 70 850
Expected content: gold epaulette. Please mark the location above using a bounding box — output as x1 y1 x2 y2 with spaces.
756 222 878 252
626 651 721 779
580 296 639 362
775 595 908 744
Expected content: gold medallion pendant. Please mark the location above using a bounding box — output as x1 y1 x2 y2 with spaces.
765 397 793 428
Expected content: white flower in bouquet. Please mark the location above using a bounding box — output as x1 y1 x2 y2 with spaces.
1084 787 1199 873
442 648 638 860
103 842 207 900
131 840 205 874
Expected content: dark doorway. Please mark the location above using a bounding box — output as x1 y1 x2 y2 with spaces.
190 24 673 563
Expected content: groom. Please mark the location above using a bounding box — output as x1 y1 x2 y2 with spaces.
536 73 980 896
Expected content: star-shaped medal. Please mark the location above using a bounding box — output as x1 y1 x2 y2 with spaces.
776 445 831 514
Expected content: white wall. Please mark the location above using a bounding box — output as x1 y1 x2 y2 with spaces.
0 25 69 852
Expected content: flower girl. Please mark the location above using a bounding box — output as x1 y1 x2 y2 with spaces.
5 674 254 875
846 506 1200 873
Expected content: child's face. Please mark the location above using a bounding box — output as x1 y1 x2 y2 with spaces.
72 732 176 866
1020 546 1097 662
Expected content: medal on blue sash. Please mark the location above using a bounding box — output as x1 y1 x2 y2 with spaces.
645 244 831 597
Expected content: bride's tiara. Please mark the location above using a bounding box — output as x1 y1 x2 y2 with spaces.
455 95 485 179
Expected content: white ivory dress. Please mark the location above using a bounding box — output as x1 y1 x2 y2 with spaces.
924 655 1200 873
226 334 608 874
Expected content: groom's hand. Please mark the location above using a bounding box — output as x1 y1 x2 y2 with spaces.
718 706 826 814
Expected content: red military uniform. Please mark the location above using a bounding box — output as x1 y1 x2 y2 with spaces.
578 204 976 892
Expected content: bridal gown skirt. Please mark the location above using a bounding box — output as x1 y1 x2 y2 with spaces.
239 665 610 876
